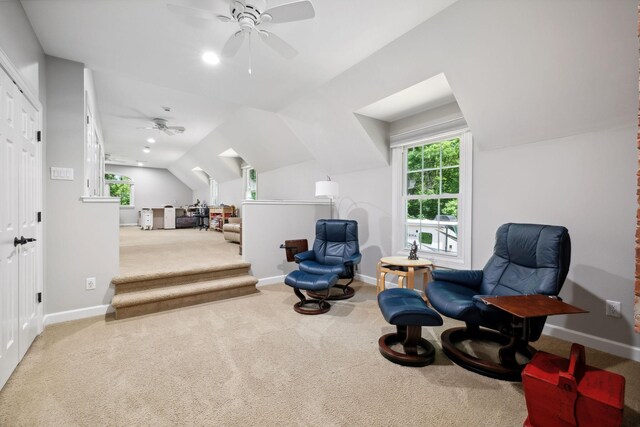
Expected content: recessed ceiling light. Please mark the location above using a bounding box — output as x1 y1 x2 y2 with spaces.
202 51 220 65
137 162 144 167
147 138 156 143
143 147 151 153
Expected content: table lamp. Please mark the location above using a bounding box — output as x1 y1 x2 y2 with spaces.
315 177 339 219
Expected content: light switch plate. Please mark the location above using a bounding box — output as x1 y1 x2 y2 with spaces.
50 167 74 181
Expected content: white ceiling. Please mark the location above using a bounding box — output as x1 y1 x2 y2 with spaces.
21 0 458 168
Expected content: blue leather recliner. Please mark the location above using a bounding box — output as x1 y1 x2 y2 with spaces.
426 223 571 380
294 219 362 300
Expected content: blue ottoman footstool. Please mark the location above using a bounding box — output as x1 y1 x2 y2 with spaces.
377 288 443 366
284 270 339 315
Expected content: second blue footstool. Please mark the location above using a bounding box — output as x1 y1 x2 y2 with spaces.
284 270 338 315
378 288 443 366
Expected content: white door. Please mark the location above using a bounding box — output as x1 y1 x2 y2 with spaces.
0 64 41 389
17 84 39 359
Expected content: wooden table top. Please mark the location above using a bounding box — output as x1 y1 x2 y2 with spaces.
480 295 588 318
380 256 433 267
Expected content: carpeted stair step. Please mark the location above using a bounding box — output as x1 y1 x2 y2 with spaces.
111 274 258 319
111 262 252 294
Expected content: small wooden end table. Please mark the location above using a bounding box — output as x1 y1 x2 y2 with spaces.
376 256 433 295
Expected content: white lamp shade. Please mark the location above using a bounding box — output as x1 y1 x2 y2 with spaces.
315 180 339 198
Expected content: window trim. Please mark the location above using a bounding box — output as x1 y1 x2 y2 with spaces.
242 165 258 201
392 128 472 269
104 174 135 208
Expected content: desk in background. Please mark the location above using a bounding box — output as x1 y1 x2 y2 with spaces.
140 207 175 230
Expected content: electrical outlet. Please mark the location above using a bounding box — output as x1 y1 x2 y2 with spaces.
86 277 96 290
605 300 621 318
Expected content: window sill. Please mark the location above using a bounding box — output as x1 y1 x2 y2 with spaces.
396 249 469 270
119 206 135 209
80 196 120 204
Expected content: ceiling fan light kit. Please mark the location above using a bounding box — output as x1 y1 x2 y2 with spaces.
168 0 315 60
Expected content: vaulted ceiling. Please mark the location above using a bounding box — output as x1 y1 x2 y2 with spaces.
21 0 457 172
20 0 637 189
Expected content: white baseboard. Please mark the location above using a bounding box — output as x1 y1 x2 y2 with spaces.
543 323 640 362
256 275 286 288
356 273 399 290
120 223 138 227
43 304 114 326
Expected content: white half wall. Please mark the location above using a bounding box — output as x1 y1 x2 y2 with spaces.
106 165 193 225
45 55 119 315
243 200 331 279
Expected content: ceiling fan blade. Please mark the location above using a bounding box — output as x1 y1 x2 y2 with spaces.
166 3 220 21
222 31 246 57
167 126 186 133
162 128 175 136
262 1 315 24
137 126 157 130
258 30 298 59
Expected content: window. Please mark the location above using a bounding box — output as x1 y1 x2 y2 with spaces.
392 129 472 269
243 167 257 200
105 173 134 207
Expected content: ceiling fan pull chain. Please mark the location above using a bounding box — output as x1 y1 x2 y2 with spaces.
248 31 253 75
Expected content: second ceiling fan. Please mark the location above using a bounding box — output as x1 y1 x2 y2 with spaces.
167 0 316 59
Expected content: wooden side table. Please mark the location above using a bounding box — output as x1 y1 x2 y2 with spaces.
480 295 588 368
376 256 433 295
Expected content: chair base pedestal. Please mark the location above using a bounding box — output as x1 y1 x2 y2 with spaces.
293 299 330 315
378 325 436 367
307 284 354 300
441 326 536 381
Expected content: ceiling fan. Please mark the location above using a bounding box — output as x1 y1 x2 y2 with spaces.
167 0 316 59
138 118 186 136
105 154 148 165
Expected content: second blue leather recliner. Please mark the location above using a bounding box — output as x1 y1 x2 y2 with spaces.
294 219 362 301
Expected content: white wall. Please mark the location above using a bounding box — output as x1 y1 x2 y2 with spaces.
258 160 325 201
106 165 193 225
218 178 243 215
334 166 393 280
0 1 45 98
45 55 119 315
473 124 640 353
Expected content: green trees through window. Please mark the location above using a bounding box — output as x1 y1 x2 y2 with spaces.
105 173 133 206
405 138 460 255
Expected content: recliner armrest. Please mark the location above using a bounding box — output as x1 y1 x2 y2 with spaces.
293 250 316 264
431 269 483 289
344 253 362 266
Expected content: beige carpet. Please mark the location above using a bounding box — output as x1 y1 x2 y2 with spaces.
1 283 639 426
119 227 242 278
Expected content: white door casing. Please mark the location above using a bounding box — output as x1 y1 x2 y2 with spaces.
0 58 42 389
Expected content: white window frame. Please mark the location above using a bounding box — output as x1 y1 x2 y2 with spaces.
104 173 135 208
391 128 472 269
242 166 257 200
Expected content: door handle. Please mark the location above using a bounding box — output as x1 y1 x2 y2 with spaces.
13 236 36 247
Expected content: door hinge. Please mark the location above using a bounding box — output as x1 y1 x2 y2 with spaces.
87 116 90 124
37 211 42 222
37 131 41 142
37 292 42 303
